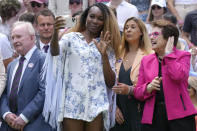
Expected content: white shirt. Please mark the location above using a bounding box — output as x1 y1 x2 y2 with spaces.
39 40 50 53
0 33 13 60
3 46 37 123
107 0 139 32
175 0 197 5
48 0 70 16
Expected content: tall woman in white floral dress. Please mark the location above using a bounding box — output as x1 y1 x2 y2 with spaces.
42 3 121 131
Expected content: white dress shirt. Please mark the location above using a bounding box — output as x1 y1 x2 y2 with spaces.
107 0 139 32
39 40 50 53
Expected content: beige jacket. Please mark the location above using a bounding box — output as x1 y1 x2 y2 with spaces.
115 49 149 85
0 52 6 97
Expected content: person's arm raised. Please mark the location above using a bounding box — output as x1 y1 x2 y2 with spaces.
51 16 66 56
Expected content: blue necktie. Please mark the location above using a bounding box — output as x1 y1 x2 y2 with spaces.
9 56 25 113
43 45 49 53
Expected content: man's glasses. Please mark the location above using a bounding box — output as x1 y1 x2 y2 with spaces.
152 5 162 10
31 1 41 8
149 32 161 38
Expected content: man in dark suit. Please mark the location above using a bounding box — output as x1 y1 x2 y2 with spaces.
0 21 55 131
35 9 55 53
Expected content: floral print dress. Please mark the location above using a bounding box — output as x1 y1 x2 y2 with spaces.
58 32 116 130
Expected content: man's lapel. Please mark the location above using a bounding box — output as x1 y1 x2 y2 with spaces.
8 60 17 94
19 49 39 92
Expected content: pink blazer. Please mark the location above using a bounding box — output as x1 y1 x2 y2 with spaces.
134 47 197 124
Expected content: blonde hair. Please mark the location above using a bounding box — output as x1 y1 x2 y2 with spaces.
71 3 121 58
118 17 152 58
188 76 197 93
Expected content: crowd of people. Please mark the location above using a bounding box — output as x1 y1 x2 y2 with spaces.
0 0 197 131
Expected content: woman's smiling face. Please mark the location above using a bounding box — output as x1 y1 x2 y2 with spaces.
85 6 104 36
149 27 167 53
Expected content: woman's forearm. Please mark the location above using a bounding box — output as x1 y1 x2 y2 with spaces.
50 29 60 56
167 0 182 21
102 54 116 88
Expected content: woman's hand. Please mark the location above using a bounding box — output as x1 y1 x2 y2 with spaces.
54 16 66 31
165 36 174 55
93 31 111 56
51 16 66 56
115 106 124 125
112 83 132 95
147 77 162 93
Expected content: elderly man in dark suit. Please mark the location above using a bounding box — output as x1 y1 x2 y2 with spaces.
0 21 55 131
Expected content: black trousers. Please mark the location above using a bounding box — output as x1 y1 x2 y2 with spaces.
143 102 196 131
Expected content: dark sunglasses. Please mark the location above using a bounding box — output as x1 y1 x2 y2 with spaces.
69 1 80 5
31 1 41 8
152 5 162 10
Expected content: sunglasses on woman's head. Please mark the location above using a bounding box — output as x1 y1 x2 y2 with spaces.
31 1 41 8
152 5 162 10
149 32 161 38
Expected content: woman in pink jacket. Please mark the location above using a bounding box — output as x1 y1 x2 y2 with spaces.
133 20 197 131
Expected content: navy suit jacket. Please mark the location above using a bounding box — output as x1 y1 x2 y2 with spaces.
0 48 55 131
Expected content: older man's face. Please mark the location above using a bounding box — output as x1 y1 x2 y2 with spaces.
11 25 35 56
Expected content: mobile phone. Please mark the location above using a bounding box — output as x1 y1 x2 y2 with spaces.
63 15 77 28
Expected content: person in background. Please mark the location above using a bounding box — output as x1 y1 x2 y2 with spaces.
107 0 138 33
191 47 197 72
134 19 196 131
23 0 33 12
147 0 167 23
167 0 197 29
0 51 6 97
0 0 21 37
69 0 83 16
30 0 48 14
0 33 15 69
127 0 151 22
17 0 33 18
188 76 197 131
111 17 152 131
42 2 121 131
35 9 55 53
163 12 189 51
146 0 167 33
19 12 35 26
89 0 110 5
182 9 197 48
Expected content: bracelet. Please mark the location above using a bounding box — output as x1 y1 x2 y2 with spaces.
128 86 134 95
189 43 194 49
